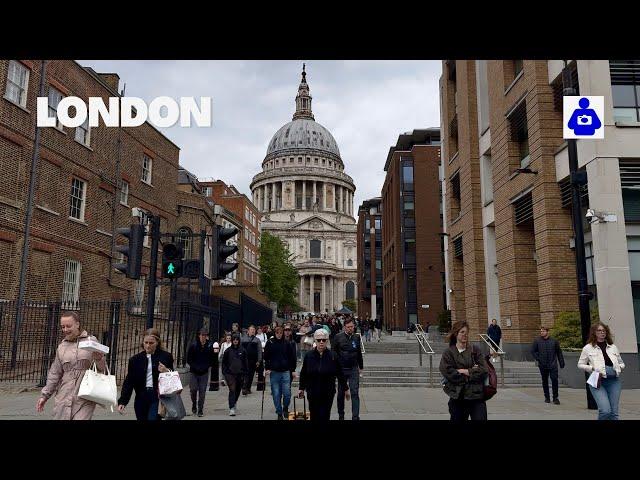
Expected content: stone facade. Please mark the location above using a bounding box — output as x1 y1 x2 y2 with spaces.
250 66 357 313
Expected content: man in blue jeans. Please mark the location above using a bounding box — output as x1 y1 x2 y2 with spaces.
333 317 364 420
264 326 297 420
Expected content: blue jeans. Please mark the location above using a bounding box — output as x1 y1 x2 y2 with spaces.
270 371 291 416
588 366 622 420
337 368 360 419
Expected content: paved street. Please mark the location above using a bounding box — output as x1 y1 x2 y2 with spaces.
2 383 639 420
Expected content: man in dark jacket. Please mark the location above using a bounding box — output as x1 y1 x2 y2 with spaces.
531 326 565 405
222 333 248 416
264 326 297 420
332 317 364 420
241 325 263 395
487 319 502 361
186 328 215 417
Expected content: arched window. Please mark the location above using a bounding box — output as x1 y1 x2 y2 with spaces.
177 227 192 260
347 259 353 266
346 281 355 300
310 239 321 259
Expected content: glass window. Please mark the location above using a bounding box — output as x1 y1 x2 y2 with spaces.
375 218 381 229
375 259 382 269
62 259 82 310
75 117 90 146
614 108 638 123
120 181 129 205
346 281 355 300
69 178 86 220
404 201 414 211
177 227 192 259
48 86 64 129
612 84 636 106
5 60 29 107
365 219 370 230
402 164 414 190
142 155 153 184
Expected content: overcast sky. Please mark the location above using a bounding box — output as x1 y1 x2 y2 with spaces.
80 60 442 209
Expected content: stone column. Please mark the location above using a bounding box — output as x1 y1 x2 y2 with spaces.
330 276 335 313
347 191 352 215
339 186 344 213
271 182 276 211
321 275 326 313
309 274 315 313
332 183 336 211
281 181 285 210
323 182 327 210
313 181 317 208
262 186 266 211
302 181 307 210
300 275 305 309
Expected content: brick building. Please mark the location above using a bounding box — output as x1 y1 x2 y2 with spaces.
0 60 180 307
357 197 383 325
201 179 260 287
381 129 444 331
440 60 640 361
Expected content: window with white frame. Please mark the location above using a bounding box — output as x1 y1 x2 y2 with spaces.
62 259 81 309
69 178 86 221
5 60 29 107
132 275 146 314
245 229 249 241
75 116 91 146
48 86 64 129
120 181 129 205
177 227 192 259
142 154 153 184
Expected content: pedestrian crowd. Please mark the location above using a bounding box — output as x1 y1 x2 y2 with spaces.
36 310 627 421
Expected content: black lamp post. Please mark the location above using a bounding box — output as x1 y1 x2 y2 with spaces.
562 60 597 410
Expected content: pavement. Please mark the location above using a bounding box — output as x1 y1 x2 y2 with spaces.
3 380 640 420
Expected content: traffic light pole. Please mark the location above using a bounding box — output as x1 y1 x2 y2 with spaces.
146 215 161 329
563 61 597 410
199 230 207 307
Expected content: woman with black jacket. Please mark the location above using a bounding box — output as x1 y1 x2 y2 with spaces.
117 328 174 421
298 328 349 421
439 320 489 421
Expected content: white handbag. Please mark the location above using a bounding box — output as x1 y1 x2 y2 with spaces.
78 361 117 411
158 370 183 396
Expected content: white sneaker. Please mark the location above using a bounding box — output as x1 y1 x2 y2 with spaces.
229 408 236 416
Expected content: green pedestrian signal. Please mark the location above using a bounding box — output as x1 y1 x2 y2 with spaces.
162 243 183 279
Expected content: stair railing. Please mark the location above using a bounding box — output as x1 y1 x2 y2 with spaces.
479 334 505 387
414 324 435 387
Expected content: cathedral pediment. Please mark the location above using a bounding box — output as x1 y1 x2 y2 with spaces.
287 215 341 232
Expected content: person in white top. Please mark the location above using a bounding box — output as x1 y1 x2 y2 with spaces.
218 333 232 387
578 322 625 420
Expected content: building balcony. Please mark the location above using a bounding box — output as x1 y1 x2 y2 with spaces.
250 166 355 188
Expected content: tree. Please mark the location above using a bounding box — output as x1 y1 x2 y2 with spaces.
551 308 600 349
341 299 357 313
259 232 300 312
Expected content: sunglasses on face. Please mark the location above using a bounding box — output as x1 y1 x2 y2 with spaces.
316 338 328 342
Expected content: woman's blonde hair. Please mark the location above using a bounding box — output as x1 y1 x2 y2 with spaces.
141 328 163 350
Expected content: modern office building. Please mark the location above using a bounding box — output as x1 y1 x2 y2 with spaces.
357 197 383 324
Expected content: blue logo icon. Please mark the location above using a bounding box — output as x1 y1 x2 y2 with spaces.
567 97 602 136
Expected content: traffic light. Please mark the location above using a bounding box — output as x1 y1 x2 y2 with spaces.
114 223 145 279
212 224 238 279
162 243 183 279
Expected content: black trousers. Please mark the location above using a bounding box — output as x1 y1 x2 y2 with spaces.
448 398 487 421
308 392 335 422
256 362 265 391
224 374 244 409
134 387 160 421
189 372 209 411
539 366 559 400
243 360 258 393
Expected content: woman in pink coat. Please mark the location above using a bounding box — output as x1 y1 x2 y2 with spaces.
36 311 106 420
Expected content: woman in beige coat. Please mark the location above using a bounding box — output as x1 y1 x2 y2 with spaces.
36 311 106 420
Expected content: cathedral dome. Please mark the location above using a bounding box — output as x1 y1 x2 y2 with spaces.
266 118 340 157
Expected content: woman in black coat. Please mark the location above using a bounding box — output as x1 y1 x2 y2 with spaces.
117 328 174 421
298 329 349 421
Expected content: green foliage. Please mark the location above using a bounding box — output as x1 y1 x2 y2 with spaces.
438 309 452 333
341 299 357 313
551 309 600 349
259 232 300 312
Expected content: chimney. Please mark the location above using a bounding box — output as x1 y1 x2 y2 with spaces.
97 73 120 93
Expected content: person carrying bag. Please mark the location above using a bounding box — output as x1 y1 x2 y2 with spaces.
78 361 117 412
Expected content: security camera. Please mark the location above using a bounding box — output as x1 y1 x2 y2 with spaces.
585 209 596 219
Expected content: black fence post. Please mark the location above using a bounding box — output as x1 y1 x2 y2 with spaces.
109 301 121 373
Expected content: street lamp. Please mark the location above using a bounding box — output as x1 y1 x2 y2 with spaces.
562 60 597 410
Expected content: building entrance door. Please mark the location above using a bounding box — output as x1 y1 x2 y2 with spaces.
314 292 320 313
